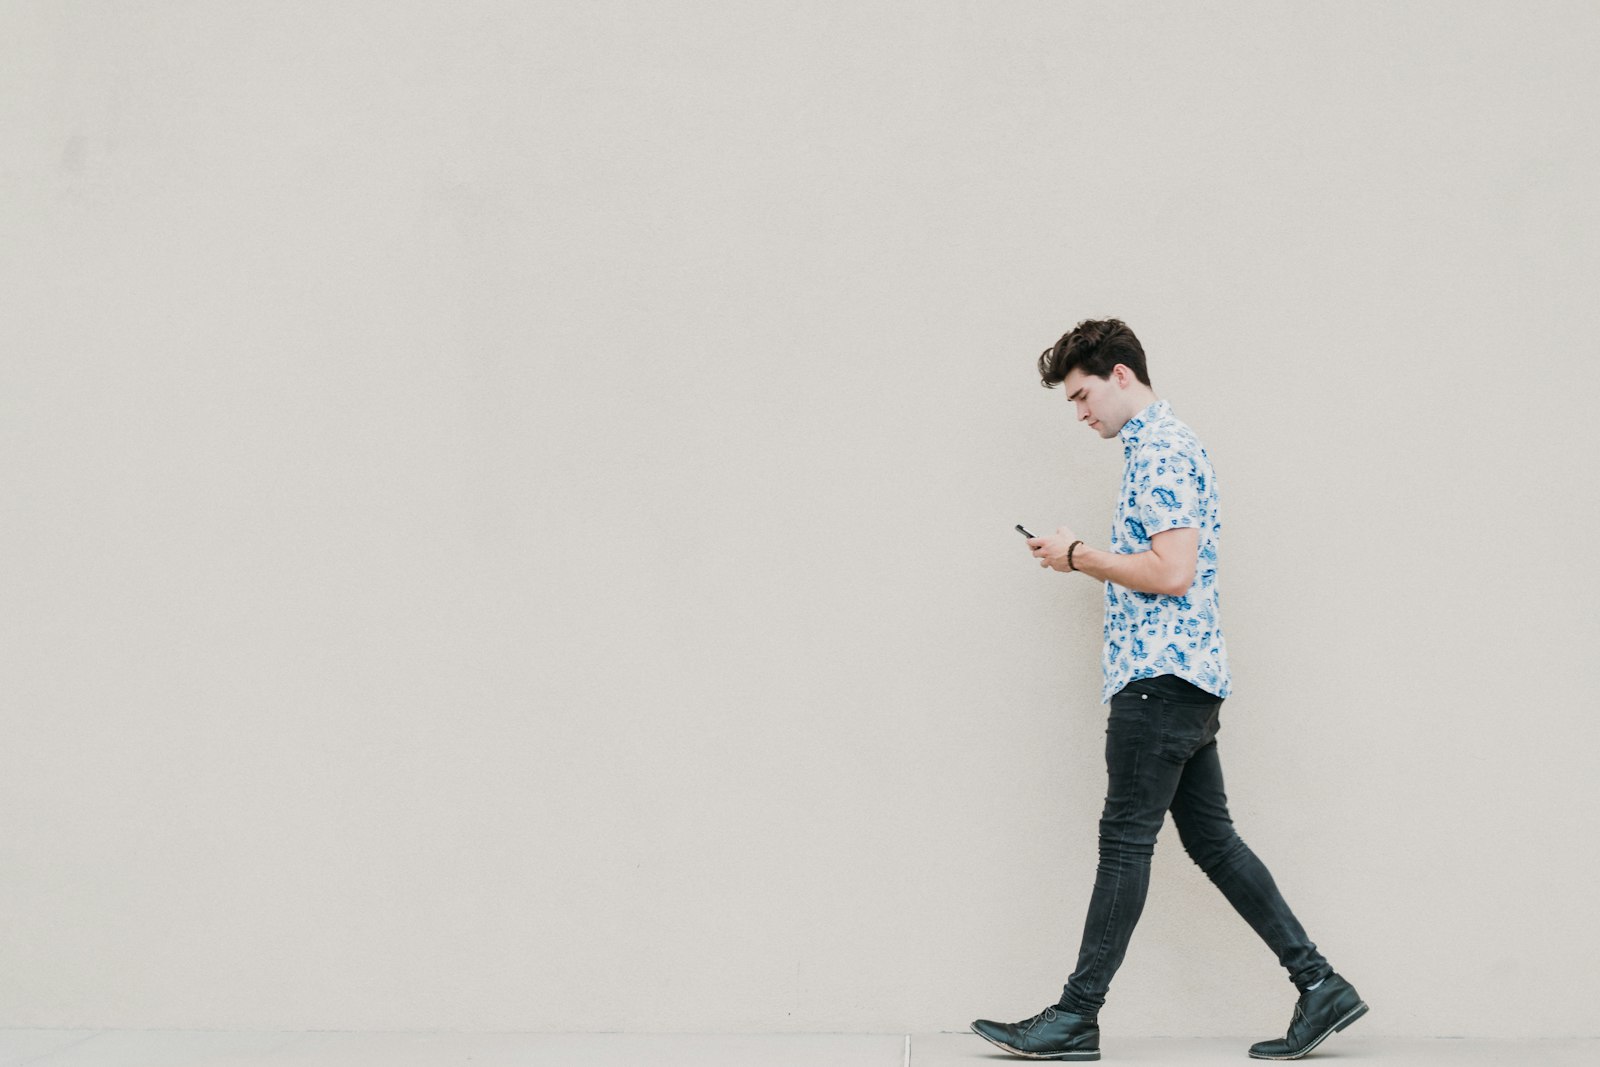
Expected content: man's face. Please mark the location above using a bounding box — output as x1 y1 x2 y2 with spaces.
1062 366 1131 439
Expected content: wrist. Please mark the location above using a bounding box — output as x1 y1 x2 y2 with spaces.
1066 540 1085 571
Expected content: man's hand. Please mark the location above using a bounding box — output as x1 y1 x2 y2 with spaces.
1027 525 1081 572
1029 526 1200 596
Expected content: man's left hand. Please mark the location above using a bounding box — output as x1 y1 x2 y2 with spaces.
1028 525 1081 572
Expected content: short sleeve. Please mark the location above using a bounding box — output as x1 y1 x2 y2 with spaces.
1136 446 1203 536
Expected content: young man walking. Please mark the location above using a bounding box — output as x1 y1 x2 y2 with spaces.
971 319 1367 1061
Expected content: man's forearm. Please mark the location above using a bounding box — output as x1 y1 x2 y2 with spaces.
1070 544 1189 597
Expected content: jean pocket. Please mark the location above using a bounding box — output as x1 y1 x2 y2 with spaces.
1155 699 1220 762
1106 690 1153 744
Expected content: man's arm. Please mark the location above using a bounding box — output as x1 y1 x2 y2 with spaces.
1031 526 1198 597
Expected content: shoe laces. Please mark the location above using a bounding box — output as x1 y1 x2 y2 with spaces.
1023 1007 1059 1034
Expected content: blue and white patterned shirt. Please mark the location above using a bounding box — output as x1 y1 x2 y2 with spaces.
1101 400 1231 702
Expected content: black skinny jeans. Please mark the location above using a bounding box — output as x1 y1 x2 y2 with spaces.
1057 674 1332 1016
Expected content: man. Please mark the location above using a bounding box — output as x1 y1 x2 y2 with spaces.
971 319 1367 1061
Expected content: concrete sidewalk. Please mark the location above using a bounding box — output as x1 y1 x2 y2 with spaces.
0 1029 1594 1065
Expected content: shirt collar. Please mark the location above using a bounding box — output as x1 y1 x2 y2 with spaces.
1119 399 1171 453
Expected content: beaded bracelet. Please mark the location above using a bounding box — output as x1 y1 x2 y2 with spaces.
1067 540 1085 571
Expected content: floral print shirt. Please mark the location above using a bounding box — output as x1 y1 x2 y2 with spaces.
1101 400 1231 702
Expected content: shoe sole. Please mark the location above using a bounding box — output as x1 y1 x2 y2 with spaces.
1247 1001 1369 1061
970 1024 1101 1061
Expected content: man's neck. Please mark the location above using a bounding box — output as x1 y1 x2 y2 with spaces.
1121 390 1160 424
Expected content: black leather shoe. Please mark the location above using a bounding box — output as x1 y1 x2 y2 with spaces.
971 1005 1100 1060
1248 973 1368 1060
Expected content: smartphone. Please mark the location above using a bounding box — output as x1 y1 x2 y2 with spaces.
1015 524 1036 539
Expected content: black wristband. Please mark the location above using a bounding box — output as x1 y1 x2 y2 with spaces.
1067 540 1085 571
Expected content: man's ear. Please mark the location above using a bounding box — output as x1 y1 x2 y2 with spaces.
1111 364 1131 388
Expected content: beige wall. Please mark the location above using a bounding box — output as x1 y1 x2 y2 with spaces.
3 0 1598 1038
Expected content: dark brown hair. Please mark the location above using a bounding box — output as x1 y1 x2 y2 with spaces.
1037 318 1150 388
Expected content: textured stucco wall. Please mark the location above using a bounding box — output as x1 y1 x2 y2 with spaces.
2 0 1597 1037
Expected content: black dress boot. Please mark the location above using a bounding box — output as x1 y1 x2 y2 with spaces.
971 1005 1101 1060
1248 973 1368 1060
